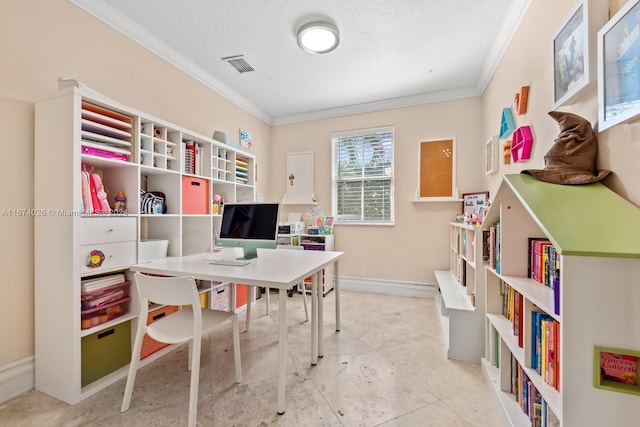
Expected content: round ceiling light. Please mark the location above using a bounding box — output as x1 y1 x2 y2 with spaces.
297 21 340 54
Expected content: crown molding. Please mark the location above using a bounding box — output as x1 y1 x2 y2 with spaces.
271 86 481 125
476 0 532 94
69 0 272 125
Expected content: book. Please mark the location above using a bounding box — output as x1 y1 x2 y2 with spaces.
482 229 491 262
527 237 548 279
489 225 496 269
600 351 638 385
495 221 501 274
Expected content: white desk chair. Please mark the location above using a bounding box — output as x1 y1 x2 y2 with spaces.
121 272 242 427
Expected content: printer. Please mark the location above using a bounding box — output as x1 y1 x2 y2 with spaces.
278 221 305 235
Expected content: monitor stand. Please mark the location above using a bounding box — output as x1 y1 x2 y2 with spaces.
237 247 258 260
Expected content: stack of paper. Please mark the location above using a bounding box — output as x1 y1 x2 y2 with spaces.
81 273 126 292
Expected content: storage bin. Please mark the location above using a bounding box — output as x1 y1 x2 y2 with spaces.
139 239 169 262
140 305 178 359
182 176 209 214
211 284 231 312
81 281 130 310
301 243 324 251
81 320 131 386
80 297 130 330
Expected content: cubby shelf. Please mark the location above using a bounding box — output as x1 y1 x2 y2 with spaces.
34 86 256 405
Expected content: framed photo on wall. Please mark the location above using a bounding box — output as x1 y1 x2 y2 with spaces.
462 192 489 215
597 0 640 131
551 0 607 109
485 135 498 175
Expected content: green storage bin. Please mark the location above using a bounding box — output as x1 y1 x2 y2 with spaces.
81 320 131 387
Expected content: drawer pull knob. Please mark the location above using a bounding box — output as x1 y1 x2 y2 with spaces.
87 250 105 268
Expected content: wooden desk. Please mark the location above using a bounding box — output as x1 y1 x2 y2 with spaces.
130 248 343 414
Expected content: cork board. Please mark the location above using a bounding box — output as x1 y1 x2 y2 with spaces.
419 138 454 198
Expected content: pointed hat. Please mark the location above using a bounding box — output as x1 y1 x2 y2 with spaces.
521 111 610 184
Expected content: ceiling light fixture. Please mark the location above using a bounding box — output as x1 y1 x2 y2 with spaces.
297 21 340 54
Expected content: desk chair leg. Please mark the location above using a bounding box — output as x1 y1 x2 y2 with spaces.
121 322 145 413
187 337 202 427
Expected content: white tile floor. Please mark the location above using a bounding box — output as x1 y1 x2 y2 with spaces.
0 290 503 426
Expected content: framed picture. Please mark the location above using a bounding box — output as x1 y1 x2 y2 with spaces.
594 346 640 396
485 135 498 175
598 0 640 131
551 0 606 109
462 192 489 215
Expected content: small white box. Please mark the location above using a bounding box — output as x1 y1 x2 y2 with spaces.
139 239 169 262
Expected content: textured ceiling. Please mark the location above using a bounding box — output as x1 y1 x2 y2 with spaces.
71 0 530 124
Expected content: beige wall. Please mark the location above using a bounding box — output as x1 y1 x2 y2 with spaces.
0 0 271 366
482 0 640 206
2 0 638 371
272 98 483 282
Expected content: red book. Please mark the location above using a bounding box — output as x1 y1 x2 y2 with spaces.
518 292 524 347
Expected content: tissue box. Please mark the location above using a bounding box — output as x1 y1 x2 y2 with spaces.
139 239 169 262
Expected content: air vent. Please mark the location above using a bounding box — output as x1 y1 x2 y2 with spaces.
222 55 254 73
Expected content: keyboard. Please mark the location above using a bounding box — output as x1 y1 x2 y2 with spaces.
208 258 251 267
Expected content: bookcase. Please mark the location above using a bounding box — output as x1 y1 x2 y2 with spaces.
481 174 640 426
34 86 255 404
434 222 486 363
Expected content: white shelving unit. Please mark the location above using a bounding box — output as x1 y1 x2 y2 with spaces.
434 222 485 363
34 86 255 404
277 233 335 296
481 174 640 427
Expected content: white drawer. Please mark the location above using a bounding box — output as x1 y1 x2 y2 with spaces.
79 241 137 274
80 217 136 245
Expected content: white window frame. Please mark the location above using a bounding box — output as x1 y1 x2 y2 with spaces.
331 126 394 225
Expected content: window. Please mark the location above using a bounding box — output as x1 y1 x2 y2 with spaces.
331 126 394 225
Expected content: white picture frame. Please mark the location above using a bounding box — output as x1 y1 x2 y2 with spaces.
598 0 640 131
485 135 498 175
551 0 607 110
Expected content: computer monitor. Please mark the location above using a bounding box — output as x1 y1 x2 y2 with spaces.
218 203 280 260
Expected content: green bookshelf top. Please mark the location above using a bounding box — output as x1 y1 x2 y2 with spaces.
497 173 640 258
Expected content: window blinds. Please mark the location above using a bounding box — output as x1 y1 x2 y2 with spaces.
331 126 394 224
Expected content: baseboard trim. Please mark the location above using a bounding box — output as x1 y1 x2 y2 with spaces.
340 276 436 299
0 356 34 405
